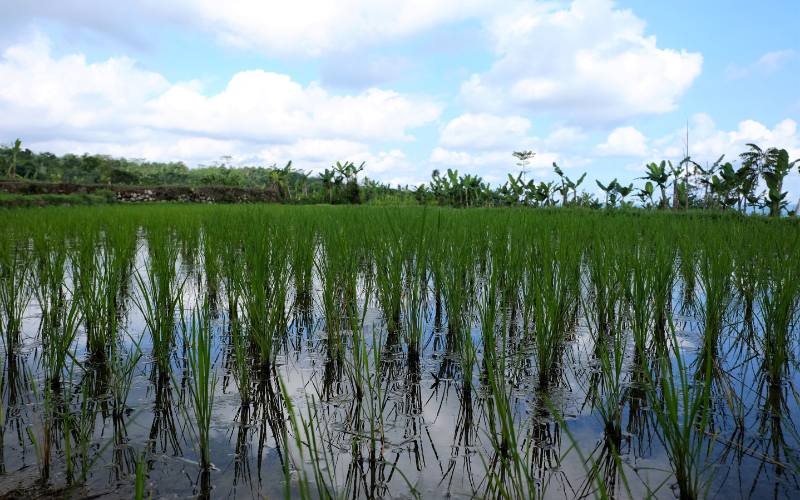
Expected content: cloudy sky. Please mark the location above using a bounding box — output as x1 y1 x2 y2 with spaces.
1 0 798 196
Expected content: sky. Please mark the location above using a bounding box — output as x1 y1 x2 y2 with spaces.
0 0 798 198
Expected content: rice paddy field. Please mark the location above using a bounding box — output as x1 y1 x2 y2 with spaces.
0 204 799 500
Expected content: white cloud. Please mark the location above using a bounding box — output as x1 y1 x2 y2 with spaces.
658 113 799 163
439 113 532 150
460 0 703 122
727 49 796 78
185 0 504 57
438 113 587 152
595 126 649 156
144 71 442 143
0 33 443 181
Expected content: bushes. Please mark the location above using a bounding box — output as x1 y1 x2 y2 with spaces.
0 192 115 209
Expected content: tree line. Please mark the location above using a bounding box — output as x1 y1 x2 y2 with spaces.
1 140 797 215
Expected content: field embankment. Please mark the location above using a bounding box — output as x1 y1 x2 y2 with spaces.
0 181 279 208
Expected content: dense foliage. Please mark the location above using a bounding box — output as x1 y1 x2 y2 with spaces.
1 141 798 214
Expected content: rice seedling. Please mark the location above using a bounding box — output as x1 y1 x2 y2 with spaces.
109 335 143 416
476 273 539 500
236 212 290 367
755 235 800 383
528 226 581 384
43 296 81 388
70 223 135 357
26 370 54 480
32 229 67 332
229 318 251 404
132 227 183 371
173 300 217 469
639 319 716 500
0 236 33 351
135 447 151 500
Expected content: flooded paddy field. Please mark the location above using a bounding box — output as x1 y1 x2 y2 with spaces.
0 205 798 499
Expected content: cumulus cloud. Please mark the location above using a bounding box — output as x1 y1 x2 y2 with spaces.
438 113 587 152
595 126 649 156
439 113 532 150
460 0 703 122
657 113 799 163
0 33 442 180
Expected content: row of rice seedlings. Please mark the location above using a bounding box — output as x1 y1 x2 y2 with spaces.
173 300 217 470
200 218 222 297
72 223 137 357
527 226 581 385
640 320 716 500
756 236 800 383
0 236 33 350
26 370 54 479
31 228 68 332
697 233 734 354
109 336 143 418
476 269 541 500
314 222 357 364
228 318 251 404
582 238 628 445
400 209 430 359
237 213 290 369
132 227 183 372
374 211 405 331
342 292 393 497
436 223 474 349
43 297 81 388
290 216 316 296
649 230 678 346
584 230 621 337
676 227 698 309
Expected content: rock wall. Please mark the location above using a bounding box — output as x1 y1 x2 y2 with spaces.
0 182 280 204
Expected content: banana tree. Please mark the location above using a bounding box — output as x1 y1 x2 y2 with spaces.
667 161 684 212
533 182 552 207
639 161 670 210
615 182 634 208
412 184 429 204
553 162 586 205
763 149 795 217
794 160 800 217
278 160 294 200
568 173 587 203
637 181 655 209
694 156 724 211
507 173 525 206
446 169 461 205
318 168 335 203
553 163 568 205
595 178 617 208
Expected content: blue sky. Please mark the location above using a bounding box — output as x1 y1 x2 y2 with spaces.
1 0 798 197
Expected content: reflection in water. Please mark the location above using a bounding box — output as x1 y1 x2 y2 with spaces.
0 220 798 500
